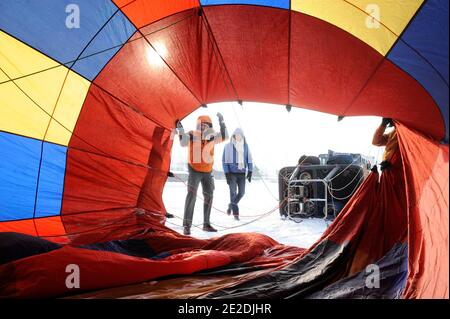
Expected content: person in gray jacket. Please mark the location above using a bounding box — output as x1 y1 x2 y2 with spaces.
222 128 253 220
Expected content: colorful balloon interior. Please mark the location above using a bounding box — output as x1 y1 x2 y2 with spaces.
0 0 448 298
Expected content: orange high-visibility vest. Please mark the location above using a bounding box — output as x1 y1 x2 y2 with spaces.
188 115 218 173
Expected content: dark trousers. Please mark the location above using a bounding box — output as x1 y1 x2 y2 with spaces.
228 173 246 216
183 166 215 228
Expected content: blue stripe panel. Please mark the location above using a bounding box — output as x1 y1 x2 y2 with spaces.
307 243 408 299
35 142 67 218
0 132 67 221
0 0 135 81
388 0 449 142
0 133 40 220
68 8 136 80
200 0 289 9
388 42 449 142
395 0 448 83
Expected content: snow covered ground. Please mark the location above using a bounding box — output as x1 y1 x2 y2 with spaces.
163 179 329 248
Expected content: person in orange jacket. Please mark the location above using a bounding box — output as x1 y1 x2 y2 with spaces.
176 113 228 235
372 117 399 170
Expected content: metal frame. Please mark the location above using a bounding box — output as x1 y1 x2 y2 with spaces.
286 165 340 220
287 179 329 219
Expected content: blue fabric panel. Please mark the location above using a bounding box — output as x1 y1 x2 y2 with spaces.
395 0 448 84
35 143 67 218
0 132 67 221
388 0 448 142
200 0 289 9
69 9 136 80
0 132 40 221
388 41 449 142
306 243 408 299
0 0 132 80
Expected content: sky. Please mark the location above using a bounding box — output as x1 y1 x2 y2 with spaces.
170 102 385 177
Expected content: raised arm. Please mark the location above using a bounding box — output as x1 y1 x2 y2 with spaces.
214 112 229 144
372 118 393 147
175 120 191 147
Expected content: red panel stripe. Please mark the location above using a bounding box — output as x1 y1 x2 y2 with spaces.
349 59 445 140
397 124 449 298
140 9 235 104
114 0 200 29
69 85 157 165
290 11 383 114
204 5 289 104
0 216 68 243
94 32 199 128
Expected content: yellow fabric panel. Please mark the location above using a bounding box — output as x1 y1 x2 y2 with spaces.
0 31 90 145
345 0 423 35
0 81 49 139
14 67 69 115
0 31 59 79
292 0 423 56
0 72 8 83
46 72 91 145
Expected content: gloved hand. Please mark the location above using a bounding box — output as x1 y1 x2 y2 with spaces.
225 173 231 185
380 160 392 171
381 118 393 127
175 120 184 134
247 171 252 183
216 112 224 123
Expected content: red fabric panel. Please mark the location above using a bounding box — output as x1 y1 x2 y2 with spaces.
349 60 445 141
114 0 199 29
0 219 38 237
70 85 156 165
201 232 279 264
60 209 171 246
290 12 383 113
64 84 154 217
146 231 306 269
346 151 407 275
35 216 68 240
397 123 449 298
203 5 289 104
94 32 199 129
279 153 407 277
237 245 306 269
0 231 291 298
137 127 173 213
205 158 408 294
144 230 212 254
0 217 68 244
61 149 147 234
140 9 235 104
62 83 176 241
61 209 143 245
0 246 230 298
308 172 380 247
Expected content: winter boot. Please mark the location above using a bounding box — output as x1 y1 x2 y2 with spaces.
203 224 217 232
